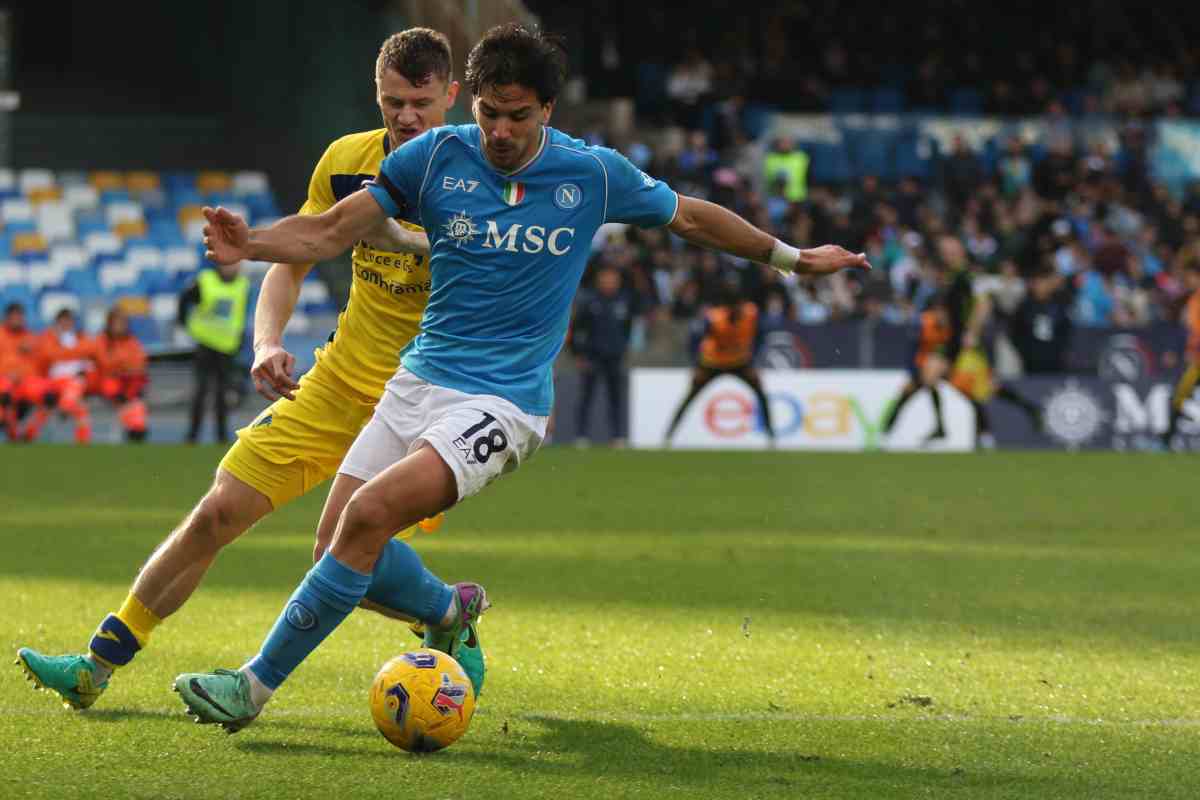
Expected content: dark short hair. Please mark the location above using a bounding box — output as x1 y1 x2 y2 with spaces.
55 307 75 322
465 23 567 105
4 302 23 318
376 28 452 86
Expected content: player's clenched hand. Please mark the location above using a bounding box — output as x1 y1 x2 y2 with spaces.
202 206 251 265
799 245 872 276
251 342 300 401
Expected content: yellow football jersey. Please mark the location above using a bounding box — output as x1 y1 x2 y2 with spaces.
299 128 428 398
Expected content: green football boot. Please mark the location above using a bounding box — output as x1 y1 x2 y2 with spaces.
15 648 109 710
412 583 488 698
172 668 260 733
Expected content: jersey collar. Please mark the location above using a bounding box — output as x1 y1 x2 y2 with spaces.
486 125 548 178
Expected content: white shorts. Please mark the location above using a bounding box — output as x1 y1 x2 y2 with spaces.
339 367 549 502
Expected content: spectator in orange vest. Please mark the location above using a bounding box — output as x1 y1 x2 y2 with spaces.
92 306 150 442
663 277 774 445
0 302 57 441
33 308 95 444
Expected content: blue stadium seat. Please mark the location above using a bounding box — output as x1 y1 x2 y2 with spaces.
872 88 905 113
949 88 984 114
127 314 162 346
829 88 866 113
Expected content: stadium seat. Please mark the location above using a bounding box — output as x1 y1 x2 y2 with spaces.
106 200 145 227
99 262 138 294
165 246 200 278
150 293 178 323
872 88 906 113
90 171 124 192
829 88 866 113
0 168 15 197
40 291 81 321
949 88 984 114
182 218 205 243
84 231 123 260
114 220 149 241
126 171 161 193
1 285 37 319
233 171 270 196
57 171 88 187
37 203 76 244
28 186 62 206
127 313 162 346
19 168 56 195
2 198 34 224
163 171 196 194
299 281 335 313
0 261 25 288
197 171 232 194
12 233 50 259
63 184 100 212
28 261 66 292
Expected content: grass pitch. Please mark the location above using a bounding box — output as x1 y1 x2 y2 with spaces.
2 445 1199 799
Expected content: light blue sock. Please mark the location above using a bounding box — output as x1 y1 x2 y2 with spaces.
248 552 372 690
364 539 455 626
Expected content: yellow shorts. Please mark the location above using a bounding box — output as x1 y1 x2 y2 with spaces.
220 364 379 510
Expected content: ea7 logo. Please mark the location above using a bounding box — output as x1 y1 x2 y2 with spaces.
442 176 479 193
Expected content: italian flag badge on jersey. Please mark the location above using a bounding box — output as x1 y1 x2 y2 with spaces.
502 181 525 206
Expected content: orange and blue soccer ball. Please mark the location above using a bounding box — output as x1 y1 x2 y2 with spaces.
369 648 476 752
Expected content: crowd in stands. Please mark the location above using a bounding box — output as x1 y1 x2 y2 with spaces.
577 112 1200 371
0 301 148 443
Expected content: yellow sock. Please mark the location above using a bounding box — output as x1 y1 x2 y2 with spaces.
115 593 162 648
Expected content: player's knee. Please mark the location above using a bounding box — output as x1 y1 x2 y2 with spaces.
341 491 395 541
184 491 245 553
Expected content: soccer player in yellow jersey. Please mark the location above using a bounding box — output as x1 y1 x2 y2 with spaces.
1164 260 1200 448
17 28 489 710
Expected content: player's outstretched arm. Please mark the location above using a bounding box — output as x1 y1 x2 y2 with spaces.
364 219 431 256
250 262 313 401
666 194 872 275
203 190 387 266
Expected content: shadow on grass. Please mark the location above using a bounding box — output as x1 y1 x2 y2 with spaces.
230 715 1078 796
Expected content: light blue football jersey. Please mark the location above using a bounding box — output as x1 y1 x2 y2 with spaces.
366 124 678 415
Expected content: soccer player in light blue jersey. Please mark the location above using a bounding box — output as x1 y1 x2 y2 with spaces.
174 23 871 731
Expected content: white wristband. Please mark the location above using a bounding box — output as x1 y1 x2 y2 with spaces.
770 239 802 274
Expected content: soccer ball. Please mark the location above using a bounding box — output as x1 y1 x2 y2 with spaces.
369 648 476 752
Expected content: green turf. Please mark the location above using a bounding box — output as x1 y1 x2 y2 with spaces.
2 445 1199 799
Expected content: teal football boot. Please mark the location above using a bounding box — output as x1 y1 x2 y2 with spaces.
172 668 260 733
15 648 109 710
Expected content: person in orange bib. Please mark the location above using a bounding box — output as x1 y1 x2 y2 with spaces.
33 307 96 444
91 306 150 441
0 302 57 441
664 278 775 445
881 292 953 442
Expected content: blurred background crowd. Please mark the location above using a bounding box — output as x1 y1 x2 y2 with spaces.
2 0 1199 444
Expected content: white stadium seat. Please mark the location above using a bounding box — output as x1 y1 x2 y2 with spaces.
0 261 25 288
233 171 270 196
28 262 65 292
150 293 179 322
50 244 88 271
37 203 76 243
19 168 56 194
63 184 100 211
40 292 80 322
84 231 123 259
2 198 34 223
165 247 200 275
105 200 145 226
125 245 164 271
